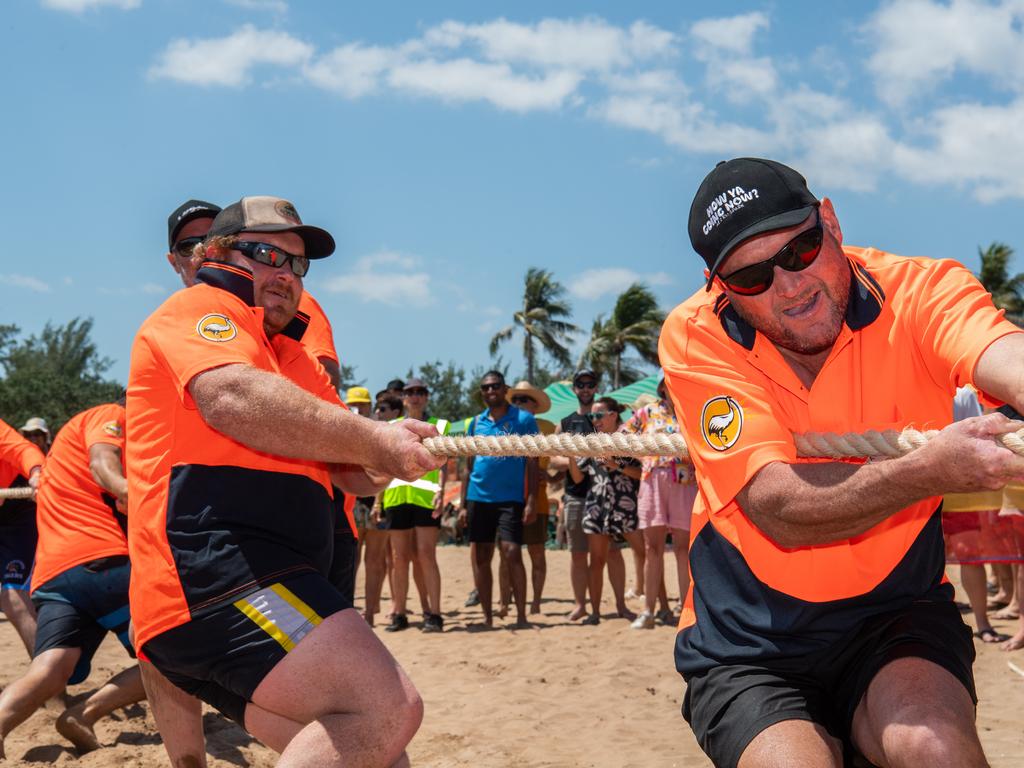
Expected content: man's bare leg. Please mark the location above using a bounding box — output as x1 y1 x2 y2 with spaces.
414 526 441 617
499 541 528 627
738 719 842 767
0 588 38 658
56 664 146 753
851 656 988 768
471 542 496 625
139 659 207 768
568 551 589 620
496 544 511 617
527 542 546 613
362 530 388 626
250 608 422 767
0 647 79 758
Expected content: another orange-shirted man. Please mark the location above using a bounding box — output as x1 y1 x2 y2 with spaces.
663 157 1024 768
129 196 442 768
0 420 45 658
0 402 143 758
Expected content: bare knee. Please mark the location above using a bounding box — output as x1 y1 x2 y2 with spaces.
877 706 983 765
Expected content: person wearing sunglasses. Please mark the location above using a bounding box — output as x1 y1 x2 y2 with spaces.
166 199 221 289
662 157 1024 768
128 196 439 767
457 371 539 627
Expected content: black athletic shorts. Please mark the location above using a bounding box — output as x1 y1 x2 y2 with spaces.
32 557 135 685
0 522 36 591
329 523 358 603
142 570 351 725
683 599 976 768
385 502 441 531
467 500 524 545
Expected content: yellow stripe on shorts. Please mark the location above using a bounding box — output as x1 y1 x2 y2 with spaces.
234 582 324 652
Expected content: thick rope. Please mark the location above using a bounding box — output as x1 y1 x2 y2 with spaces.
423 426 1024 460
0 487 35 500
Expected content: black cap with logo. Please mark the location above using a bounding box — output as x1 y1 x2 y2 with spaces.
168 199 221 249
688 158 818 290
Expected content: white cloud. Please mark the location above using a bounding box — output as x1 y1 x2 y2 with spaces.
42 0 139 11
866 0 1024 106
0 274 50 293
892 98 1024 202
141 283 165 294
324 251 433 306
303 44 393 98
225 0 287 12
691 12 769 55
570 268 672 301
150 25 313 87
388 59 582 112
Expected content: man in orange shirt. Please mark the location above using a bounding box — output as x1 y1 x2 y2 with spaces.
0 420 45 659
0 402 142 758
663 157 1024 768
130 196 442 768
165 198 358 601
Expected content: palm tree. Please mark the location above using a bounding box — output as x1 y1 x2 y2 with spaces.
977 242 1024 326
577 283 665 389
490 268 578 381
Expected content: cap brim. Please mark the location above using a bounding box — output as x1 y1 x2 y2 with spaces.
241 224 336 259
169 210 219 248
705 204 818 289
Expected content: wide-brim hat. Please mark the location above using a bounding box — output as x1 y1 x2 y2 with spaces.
506 381 551 414
209 196 335 258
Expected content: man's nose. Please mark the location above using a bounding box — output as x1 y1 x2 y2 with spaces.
771 265 808 298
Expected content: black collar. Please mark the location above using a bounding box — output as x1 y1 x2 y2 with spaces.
715 259 886 351
195 261 310 342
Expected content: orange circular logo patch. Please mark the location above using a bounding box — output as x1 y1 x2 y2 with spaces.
701 395 743 451
196 313 237 343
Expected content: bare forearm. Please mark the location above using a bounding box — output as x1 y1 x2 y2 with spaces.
330 465 388 496
89 446 127 501
192 364 383 467
739 452 942 547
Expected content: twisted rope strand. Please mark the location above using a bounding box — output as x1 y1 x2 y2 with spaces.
423 427 1024 460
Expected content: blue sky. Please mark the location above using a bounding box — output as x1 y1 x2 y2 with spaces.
3 0 1023 391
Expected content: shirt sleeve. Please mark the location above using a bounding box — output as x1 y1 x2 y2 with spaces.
298 292 339 364
660 306 795 515
909 258 1023 393
81 405 126 451
145 293 266 401
0 420 45 478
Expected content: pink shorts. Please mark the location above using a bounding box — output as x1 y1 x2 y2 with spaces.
637 466 696 532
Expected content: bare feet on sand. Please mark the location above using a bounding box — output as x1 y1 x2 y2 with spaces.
56 705 101 753
1001 632 1024 652
530 601 541 614
567 606 587 621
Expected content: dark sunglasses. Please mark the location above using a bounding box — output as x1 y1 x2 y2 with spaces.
404 388 428 397
172 236 204 259
234 241 310 277
374 405 393 412
575 380 597 390
480 382 504 392
720 219 824 296
511 395 536 405
587 410 611 421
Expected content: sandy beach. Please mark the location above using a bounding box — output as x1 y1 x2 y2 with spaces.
2 547 1023 767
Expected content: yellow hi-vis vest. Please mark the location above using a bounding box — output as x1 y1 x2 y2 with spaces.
381 416 450 509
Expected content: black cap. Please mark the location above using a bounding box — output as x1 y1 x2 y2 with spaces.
688 158 818 289
168 199 221 249
573 369 597 385
208 196 335 259
386 378 406 392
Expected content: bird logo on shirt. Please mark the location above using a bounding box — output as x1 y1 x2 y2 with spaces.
701 395 743 451
196 313 237 343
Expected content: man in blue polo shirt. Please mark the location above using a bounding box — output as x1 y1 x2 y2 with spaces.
459 370 539 628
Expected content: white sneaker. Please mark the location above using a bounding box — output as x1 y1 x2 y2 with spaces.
624 589 644 600
631 611 655 629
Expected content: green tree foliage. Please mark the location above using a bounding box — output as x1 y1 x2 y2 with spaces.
406 360 470 419
489 267 578 382
976 242 1024 326
0 318 123 433
577 283 665 389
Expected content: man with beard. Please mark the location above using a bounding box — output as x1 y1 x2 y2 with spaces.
661 157 1024 768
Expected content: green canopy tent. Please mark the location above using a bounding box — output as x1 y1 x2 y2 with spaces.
604 374 660 410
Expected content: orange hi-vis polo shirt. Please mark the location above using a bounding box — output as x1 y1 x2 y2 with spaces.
127 261 345 651
660 246 1022 677
297 291 357 534
0 419 45 491
32 403 126 591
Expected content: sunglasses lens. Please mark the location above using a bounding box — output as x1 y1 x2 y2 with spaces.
778 228 823 271
724 264 774 295
174 237 202 258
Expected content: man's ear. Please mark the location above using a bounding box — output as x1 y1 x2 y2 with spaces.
819 198 843 246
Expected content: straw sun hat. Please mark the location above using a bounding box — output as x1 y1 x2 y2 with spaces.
505 381 551 414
